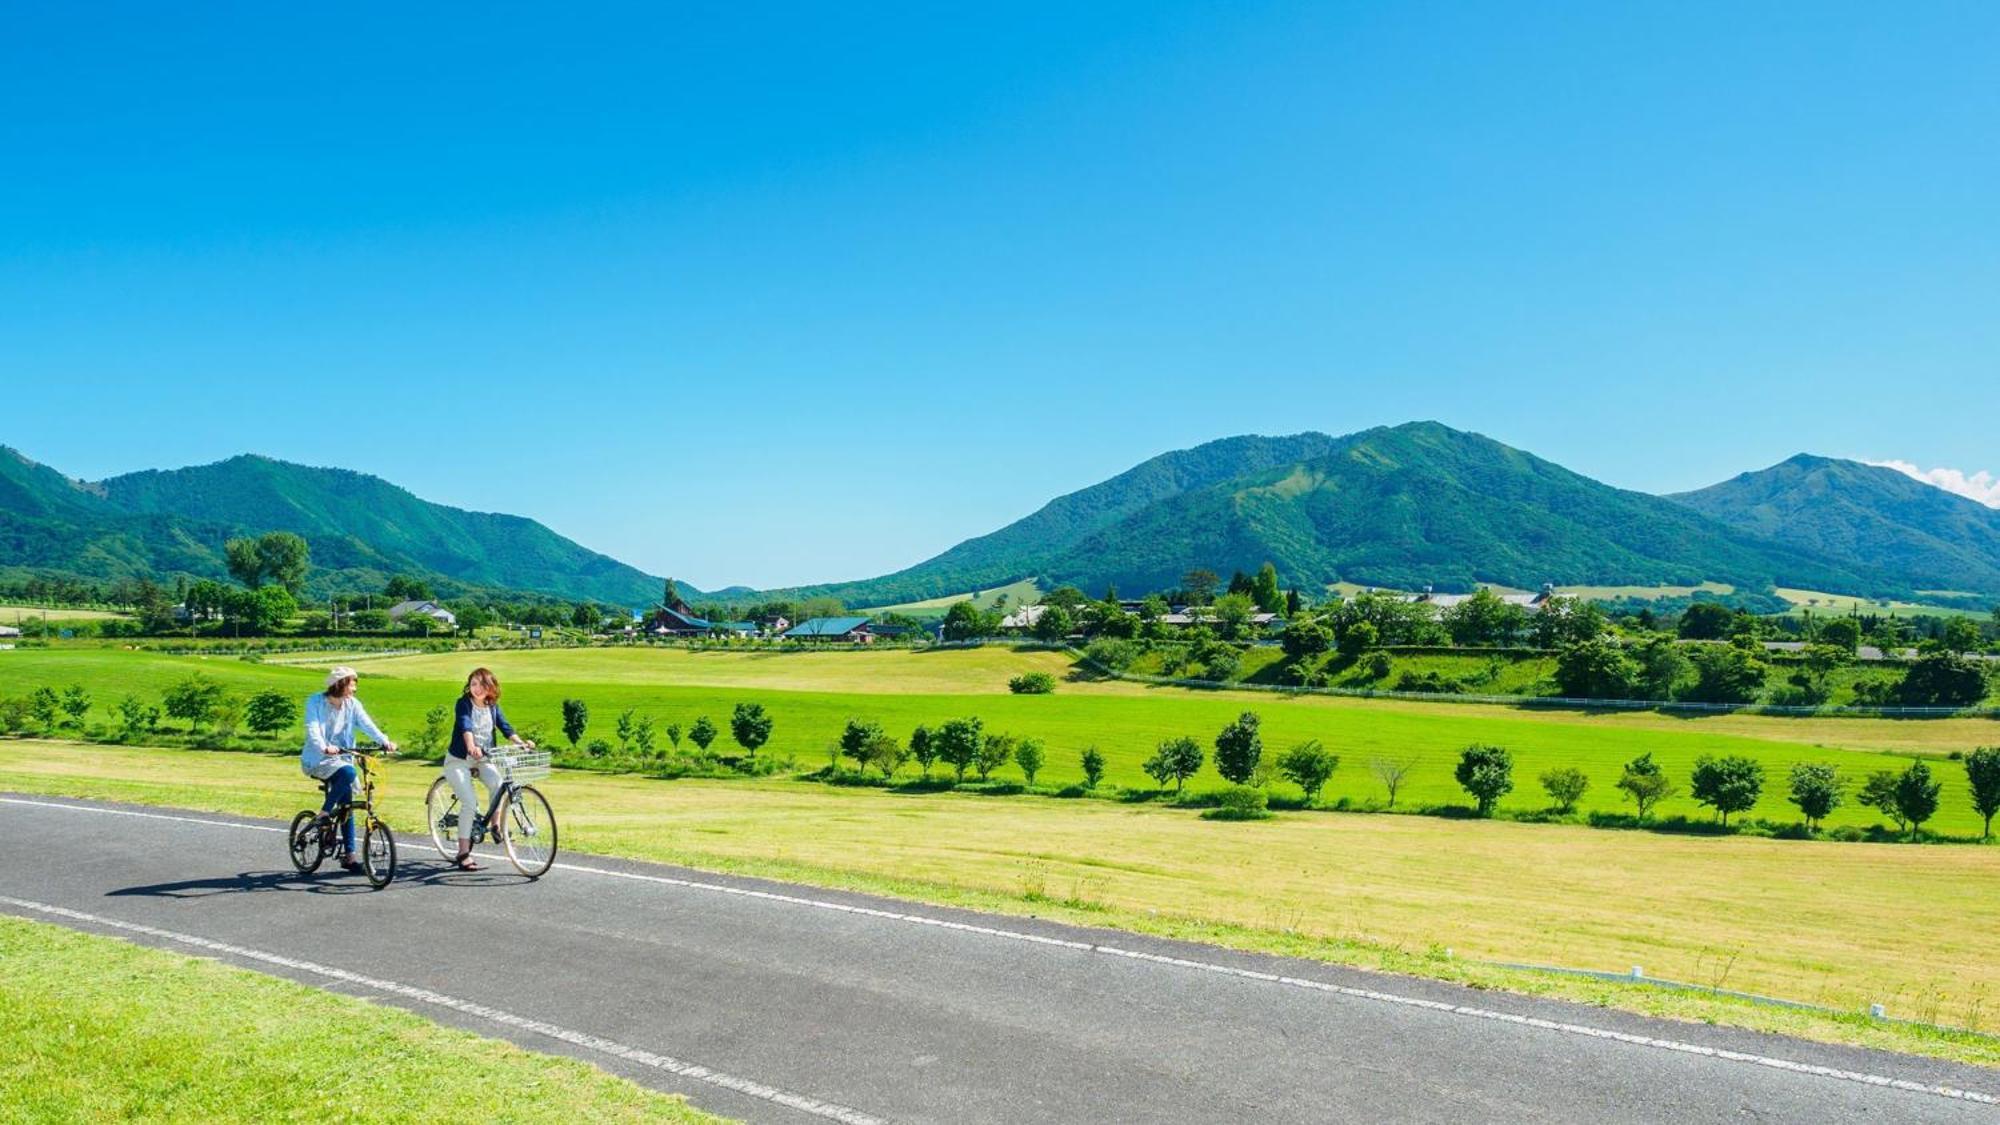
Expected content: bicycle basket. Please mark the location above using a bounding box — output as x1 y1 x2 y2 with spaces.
490 749 550 782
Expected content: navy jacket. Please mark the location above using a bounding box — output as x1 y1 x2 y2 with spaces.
450 694 517 759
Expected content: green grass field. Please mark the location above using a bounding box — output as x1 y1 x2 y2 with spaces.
0 603 132 623
0 913 721 1123
1775 587 1991 620
860 579 1042 618
4 644 1995 833
4 739 1996 1067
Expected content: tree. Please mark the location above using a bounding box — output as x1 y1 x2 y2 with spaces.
213 695 245 739
1443 588 1526 647
162 675 225 731
1779 644 1851 706
1370 756 1417 808
1455 744 1514 816
1181 569 1220 606
1631 635 1689 700
27 687 60 732
1531 596 1607 649
729 703 773 758
113 694 160 739
185 578 230 628
1012 739 1046 785
633 715 658 757
1894 652 1989 707
1213 711 1263 785
941 601 991 642
1211 593 1256 640
1680 644 1768 704
1338 620 1379 658
1539 767 1590 814
910 725 937 778
1080 746 1106 789
571 602 601 631
1030 604 1074 642
1785 763 1844 831
1615 753 1676 821
840 718 885 772
1689 755 1764 825
1858 769 1906 832
561 698 590 750
935 717 984 782
1942 617 1982 655
1144 736 1204 794
1964 747 2000 840
1819 617 1861 655
664 722 682 750
1277 740 1339 803
974 731 1013 781
1554 639 1636 699
615 708 637 754
688 715 718 752
1250 563 1283 614
417 705 450 755
246 690 297 736
1893 760 1942 838
384 575 434 601
1678 602 1736 641
223 532 310 593
58 684 91 728
1280 618 1332 662
661 578 684 609
863 729 907 778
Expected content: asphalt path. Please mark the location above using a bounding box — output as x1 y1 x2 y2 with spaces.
3 792 1995 1123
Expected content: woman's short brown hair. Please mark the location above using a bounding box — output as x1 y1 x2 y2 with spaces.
465 667 500 702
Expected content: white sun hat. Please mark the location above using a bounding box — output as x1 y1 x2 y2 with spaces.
325 666 359 691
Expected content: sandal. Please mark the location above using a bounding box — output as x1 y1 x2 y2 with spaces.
453 855 482 871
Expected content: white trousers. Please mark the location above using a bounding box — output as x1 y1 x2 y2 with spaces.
442 755 505 842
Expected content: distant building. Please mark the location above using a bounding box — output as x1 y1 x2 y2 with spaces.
782 616 875 643
647 604 713 637
0 625 19 638
388 600 458 628
999 605 1048 632
712 620 759 638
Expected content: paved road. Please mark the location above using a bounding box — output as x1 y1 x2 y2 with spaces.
3 793 1995 1123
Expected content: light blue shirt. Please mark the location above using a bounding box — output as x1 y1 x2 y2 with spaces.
300 691 389 775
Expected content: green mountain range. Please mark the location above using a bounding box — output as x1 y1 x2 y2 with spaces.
0 447 669 607
1669 454 2000 596
770 422 1909 605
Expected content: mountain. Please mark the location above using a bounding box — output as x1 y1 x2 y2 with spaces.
1670 454 2000 595
0 446 672 607
754 423 1899 606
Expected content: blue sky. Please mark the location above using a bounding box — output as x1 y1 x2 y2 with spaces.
4 3 1996 589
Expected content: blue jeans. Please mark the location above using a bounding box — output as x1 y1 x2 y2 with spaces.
319 764 358 855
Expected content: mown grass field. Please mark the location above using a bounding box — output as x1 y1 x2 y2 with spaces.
4 645 1996 832
0 913 721 1123
860 578 1042 617
1775 587 1990 619
4 739 1996 1066
0 603 131 623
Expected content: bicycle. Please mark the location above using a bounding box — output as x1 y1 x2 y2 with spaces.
424 748 558 878
289 749 397 890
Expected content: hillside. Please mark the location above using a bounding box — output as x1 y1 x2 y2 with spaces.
0 446 671 606
741 423 1899 605
1671 455 2000 595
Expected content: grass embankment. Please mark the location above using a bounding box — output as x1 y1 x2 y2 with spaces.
0 914 722 1123
4 739 1997 1069
5 646 1997 833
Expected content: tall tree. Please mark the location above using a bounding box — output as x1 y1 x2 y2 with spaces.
1213 711 1263 785
1963 747 2000 840
1250 563 1283 614
1689 755 1764 825
1181 569 1220 606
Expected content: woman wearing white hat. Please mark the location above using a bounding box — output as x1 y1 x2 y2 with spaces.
301 666 398 870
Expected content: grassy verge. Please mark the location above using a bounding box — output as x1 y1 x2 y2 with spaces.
0 914 724 1123
4 739 1997 1069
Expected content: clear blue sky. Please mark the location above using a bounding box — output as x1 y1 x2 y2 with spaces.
4 3 1996 589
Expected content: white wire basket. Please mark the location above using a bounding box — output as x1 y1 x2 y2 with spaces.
489 749 550 783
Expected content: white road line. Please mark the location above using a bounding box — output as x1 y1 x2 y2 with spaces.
0 894 883 1125
6 794 1995 1108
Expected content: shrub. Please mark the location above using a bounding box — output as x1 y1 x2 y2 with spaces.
415 705 449 756
1008 672 1057 695
1362 651 1392 680
585 738 612 758
1082 638 1138 672
974 732 1014 781
1213 711 1262 785
58 684 91 728
245 690 297 736
1894 652 1990 707
1276 740 1339 804
1538 767 1590 814
162 675 225 731
561 698 590 749
28 687 60 732
1012 739 1046 785
112 694 160 740
1553 640 1636 699
1679 645 1768 705
1454 744 1514 816
1689 755 1764 825
1394 670 1465 695
0 696 31 734
1785 763 1844 831
1079 746 1106 790
1201 786 1273 821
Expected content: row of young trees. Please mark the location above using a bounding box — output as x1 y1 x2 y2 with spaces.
0 675 300 744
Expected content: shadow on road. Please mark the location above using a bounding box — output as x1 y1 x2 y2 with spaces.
107 861 533 899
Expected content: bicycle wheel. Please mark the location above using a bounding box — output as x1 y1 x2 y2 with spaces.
288 810 325 873
362 819 396 889
424 777 459 860
501 785 557 878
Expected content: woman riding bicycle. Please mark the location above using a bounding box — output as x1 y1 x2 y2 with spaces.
301 667 398 871
445 667 534 871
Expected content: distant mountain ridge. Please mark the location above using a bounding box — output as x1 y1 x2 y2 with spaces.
1670 454 2000 595
0 446 673 606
